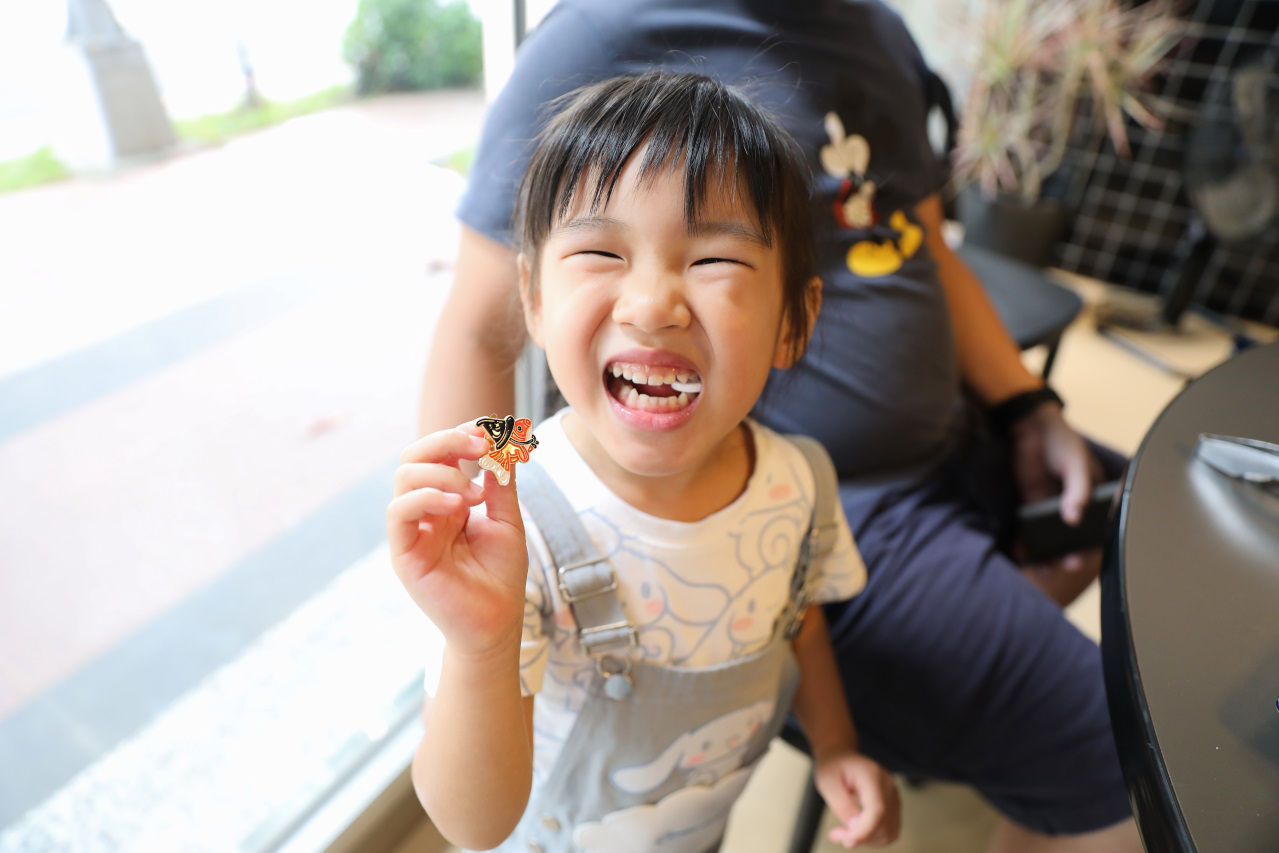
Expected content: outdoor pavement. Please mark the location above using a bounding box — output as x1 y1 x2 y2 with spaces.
0 88 487 830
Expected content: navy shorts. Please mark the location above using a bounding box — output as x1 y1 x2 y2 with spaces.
823 429 1132 835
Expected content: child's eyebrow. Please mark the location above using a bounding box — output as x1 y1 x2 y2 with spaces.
551 216 630 238
688 220 769 247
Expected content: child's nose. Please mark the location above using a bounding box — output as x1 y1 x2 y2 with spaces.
613 267 691 332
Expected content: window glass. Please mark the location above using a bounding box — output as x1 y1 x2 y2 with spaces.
0 0 482 845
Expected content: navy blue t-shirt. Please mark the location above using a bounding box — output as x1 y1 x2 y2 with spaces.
456 0 961 480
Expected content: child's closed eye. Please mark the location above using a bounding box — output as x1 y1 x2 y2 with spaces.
563 249 625 271
691 257 754 269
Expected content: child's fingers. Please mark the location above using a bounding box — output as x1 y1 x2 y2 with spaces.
399 426 490 467
827 805 879 849
393 461 484 500
386 487 470 554
815 772 862 829
828 768 900 849
830 778 885 849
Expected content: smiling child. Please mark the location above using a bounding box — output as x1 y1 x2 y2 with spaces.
388 71 899 852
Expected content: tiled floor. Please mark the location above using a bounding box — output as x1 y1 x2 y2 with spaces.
392 274 1277 853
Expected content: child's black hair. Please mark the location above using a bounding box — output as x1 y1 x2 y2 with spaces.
515 71 817 362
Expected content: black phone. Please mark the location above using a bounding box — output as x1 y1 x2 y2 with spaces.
1016 480 1122 563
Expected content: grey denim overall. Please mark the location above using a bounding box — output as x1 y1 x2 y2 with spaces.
491 437 839 853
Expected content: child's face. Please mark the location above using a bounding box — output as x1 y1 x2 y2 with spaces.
521 152 803 484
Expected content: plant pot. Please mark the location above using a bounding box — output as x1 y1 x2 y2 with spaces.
958 186 1066 268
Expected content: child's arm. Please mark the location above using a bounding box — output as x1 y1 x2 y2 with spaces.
388 424 535 848
790 607 902 849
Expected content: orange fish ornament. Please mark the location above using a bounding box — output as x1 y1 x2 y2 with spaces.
475 415 538 486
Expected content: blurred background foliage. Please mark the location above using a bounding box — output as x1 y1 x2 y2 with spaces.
343 0 482 94
0 0 484 194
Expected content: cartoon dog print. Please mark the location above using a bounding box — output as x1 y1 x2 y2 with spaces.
609 698 775 793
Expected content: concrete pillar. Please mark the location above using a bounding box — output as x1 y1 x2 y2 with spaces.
54 0 175 171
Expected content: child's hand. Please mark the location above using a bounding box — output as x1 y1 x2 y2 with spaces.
813 751 901 848
387 424 529 656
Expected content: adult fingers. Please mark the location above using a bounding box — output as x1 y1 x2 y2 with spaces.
1056 440 1093 526
1034 545 1101 580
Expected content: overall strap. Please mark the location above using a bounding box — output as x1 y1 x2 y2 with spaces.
782 436 842 639
517 460 637 660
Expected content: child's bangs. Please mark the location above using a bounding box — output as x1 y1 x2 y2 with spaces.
524 74 796 252
552 134 773 245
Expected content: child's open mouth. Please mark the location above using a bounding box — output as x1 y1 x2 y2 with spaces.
605 361 702 413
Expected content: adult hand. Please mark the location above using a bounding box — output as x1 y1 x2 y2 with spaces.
387 424 529 655
1008 402 1104 575
813 751 902 848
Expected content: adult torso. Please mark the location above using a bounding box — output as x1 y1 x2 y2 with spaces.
458 0 962 480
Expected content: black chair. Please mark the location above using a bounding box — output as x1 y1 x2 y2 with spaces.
960 242 1083 379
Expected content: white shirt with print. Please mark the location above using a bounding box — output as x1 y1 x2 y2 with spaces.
500 409 867 784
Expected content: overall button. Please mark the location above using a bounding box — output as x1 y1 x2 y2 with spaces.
541 815 561 832
603 672 632 700
527 842 543 853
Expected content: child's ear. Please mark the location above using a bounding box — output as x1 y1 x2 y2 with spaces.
772 277 823 369
518 253 543 347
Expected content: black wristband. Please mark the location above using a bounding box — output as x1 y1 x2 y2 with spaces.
988 386 1064 432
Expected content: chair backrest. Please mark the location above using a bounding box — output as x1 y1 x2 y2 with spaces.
922 69 960 220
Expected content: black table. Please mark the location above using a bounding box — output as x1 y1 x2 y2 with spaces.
1102 341 1279 852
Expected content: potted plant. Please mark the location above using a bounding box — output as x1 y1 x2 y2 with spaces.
950 0 1187 266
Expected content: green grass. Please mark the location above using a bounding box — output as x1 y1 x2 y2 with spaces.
0 147 71 195
174 85 353 145
0 87 354 196
436 144 475 175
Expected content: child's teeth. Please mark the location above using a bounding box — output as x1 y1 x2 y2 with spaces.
608 362 702 400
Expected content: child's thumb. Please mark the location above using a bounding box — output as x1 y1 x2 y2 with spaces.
481 466 524 530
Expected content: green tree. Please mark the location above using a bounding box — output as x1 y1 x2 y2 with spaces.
343 0 482 94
